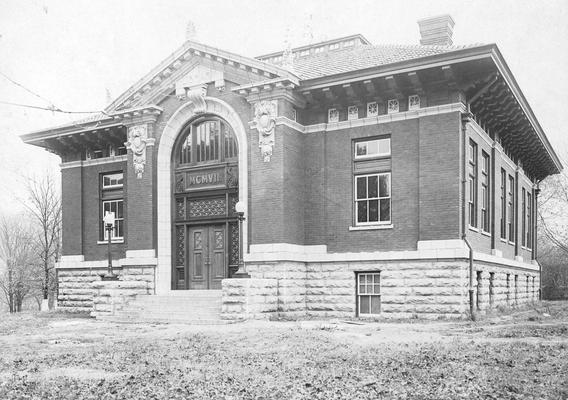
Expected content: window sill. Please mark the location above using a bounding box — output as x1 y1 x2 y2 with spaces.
468 225 479 233
97 239 125 245
349 224 393 231
481 230 492 237
500 238 508 243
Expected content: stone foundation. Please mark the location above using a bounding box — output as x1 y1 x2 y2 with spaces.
56 266 155 315
221 279 278 320
234 258 539 320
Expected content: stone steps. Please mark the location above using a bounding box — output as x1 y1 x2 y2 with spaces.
104 291 225 324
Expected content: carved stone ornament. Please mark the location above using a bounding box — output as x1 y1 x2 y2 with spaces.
125 124 150 179
186 85 207 114
254 100 277 162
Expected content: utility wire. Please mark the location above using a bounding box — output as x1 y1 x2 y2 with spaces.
0 100 104 114
0 70 106 115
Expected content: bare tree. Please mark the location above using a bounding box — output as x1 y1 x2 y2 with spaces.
539 166 568 255
24 174 62 308
539 154 568 298
0 216 37 312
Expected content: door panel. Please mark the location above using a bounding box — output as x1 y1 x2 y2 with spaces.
210 227 225 289
186 225 226 289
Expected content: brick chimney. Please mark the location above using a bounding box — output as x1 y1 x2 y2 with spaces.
417 15 455 46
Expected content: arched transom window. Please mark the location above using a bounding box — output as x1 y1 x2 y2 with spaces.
176 118 238 165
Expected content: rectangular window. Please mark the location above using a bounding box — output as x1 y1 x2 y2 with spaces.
355 173 391 225
329 43 340 50
522 188 526 247
357 272 381 315
500 169 506 239
102 173 124 189
354 138 390 159
102 199 124 240
299 49 310 57
526 192 532 249
468 140 478 228
344 40 354 47
348 106 359 121
408 95 420 110
481 151 490 232
314 46 325 54
508 175 515 242
328 108 339 123
101 172 124 241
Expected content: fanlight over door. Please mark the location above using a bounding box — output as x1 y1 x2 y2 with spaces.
172 117 240 290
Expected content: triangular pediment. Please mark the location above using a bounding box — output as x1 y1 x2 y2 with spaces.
105 41 298 113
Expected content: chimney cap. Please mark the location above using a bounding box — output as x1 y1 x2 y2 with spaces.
418 14 455 46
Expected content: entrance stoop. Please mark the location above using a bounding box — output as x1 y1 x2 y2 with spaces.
102 290 230 324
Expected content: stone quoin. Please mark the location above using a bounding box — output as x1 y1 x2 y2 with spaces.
21 15 563 320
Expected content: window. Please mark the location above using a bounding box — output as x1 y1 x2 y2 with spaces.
521 188 526 247
468 140 478 228
526 192 532 249
506 273 511 306
387 99 399 114
344 40 354 47
500 169 506 239
357 272 381 315
489 272 495 308
354 138 390 159
329 43 340 50
355 173 391 225
348 106 359 121
177 118 237 165
314 46 325 54
102 173 123 188
408 95 420 110
367 102 378 117
328 108 339 123
299 49 310 57
481 152 490 232
476 271 482 310
101 172 124 241
508 175 515 242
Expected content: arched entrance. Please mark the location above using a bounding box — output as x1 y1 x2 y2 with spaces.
156 97 248 295
171 116 239 289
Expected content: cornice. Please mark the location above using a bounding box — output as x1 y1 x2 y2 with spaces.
21 105 163 144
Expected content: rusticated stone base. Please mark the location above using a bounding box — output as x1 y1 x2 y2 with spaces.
221 279 278 320
235 259 539 320
56 266 155 315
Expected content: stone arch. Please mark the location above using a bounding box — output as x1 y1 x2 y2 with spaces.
156 97 248 294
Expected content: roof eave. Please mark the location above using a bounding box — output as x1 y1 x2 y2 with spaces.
488 46 563 174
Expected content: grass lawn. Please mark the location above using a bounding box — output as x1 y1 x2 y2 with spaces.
0 302 567 399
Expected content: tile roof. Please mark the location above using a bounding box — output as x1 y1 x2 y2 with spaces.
288 43 485 80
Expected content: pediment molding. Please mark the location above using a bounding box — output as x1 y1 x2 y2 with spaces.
106 41 297 114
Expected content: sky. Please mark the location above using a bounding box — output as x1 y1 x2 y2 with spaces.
0 0 567 215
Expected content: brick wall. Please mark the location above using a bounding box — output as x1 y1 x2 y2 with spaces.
61 167 82 256
82 161 126 261
418 112 461 241
126 143 153 251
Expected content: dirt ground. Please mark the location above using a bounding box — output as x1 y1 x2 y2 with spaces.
0 302 567 399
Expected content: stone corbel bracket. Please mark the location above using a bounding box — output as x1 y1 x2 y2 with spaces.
251 100 277 162
125 124 155 179
185 85 207 114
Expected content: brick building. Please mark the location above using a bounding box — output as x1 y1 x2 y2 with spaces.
22 16 562 320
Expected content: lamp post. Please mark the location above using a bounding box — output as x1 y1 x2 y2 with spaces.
102 211 118 280
233 201 249 278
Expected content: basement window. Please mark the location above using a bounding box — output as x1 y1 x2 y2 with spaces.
357 272 381 316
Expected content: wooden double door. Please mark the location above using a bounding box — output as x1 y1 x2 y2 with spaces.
184 224 226 290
